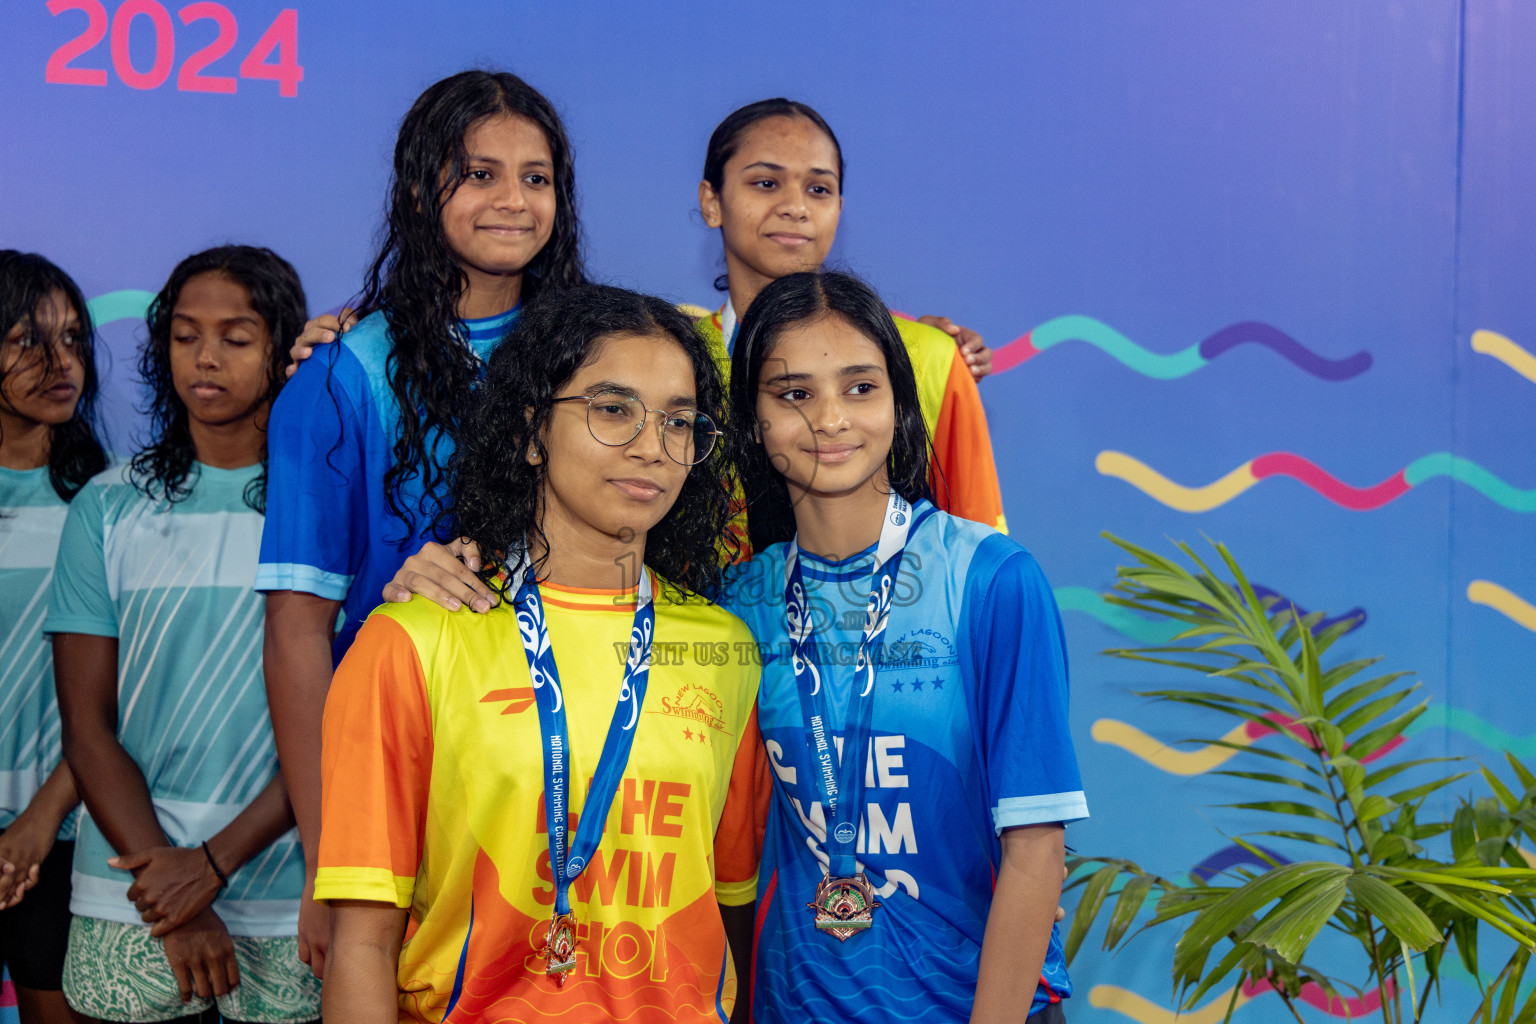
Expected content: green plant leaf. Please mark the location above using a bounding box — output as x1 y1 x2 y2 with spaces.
1242 873 1351 962
1065 864 1119 962
1382 773 1472 810
1482 765 1522 813
1354 794 1400 824
1345 875 1442 951
1174 863 1349 981
1335 687 1415 739
1363 756 1463 791
1322 667 1407 717
1346 700 1429 762
1250 829 1349 852
1211 769 1329 798
1223 800 1338 824
1505 751 1536 792
1106 873 1158 948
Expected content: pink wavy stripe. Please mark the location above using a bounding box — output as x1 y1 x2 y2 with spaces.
1244 712 1403 763
992 331 1040 374
1250 453 1411 511
1244 976 1395 1016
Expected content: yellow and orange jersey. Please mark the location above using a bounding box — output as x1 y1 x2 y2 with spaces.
694 307 1007 537
316 576 765 1024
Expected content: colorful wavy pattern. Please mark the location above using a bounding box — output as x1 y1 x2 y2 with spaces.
1091 977 1396 1022
86 289 153 327
1472 329 1536 384
1404 706 1536 759
1098 450 1536 512
1094 712 1403 776
992 315 1372 380
1468 580 1536 635
1056 586 1364 644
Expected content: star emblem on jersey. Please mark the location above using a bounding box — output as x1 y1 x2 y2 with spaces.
808 872 881 941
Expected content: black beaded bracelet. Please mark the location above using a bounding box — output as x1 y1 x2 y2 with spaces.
202 841 230 890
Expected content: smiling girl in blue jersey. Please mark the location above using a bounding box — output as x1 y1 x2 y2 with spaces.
721 271 1087 1024
256 69 588 975
0 251 108 1024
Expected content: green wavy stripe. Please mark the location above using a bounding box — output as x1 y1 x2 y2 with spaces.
1405 705 1536 758
1054 586 1183 644
1031 315 1208 380
1404 453 1536 512
86 290 154 327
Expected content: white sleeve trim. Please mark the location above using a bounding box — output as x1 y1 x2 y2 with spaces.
993 792 1089 833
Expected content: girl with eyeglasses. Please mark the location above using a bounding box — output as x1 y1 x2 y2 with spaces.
317 285 765 1024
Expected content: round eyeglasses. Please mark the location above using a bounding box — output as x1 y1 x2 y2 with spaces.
552 390 722 467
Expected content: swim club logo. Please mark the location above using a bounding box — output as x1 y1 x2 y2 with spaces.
833 822 858 843
649 683 727 733
890 495 909 527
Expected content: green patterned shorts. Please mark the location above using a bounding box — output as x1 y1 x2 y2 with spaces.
63 916 321 1023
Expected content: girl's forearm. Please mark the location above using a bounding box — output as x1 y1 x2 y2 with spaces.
14 759 80 835
325 902 409 1024
971 824 1065 1024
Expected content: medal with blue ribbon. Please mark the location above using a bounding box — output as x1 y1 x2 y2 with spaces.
783 491 917 941
514 558 656 983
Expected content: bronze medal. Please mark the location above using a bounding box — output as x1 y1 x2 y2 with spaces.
542 911 579 983
807 873 881 942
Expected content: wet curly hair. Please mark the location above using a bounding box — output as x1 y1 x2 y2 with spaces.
354 69 587 536
131 245 307 511
449 284 733 599
0 250 107 501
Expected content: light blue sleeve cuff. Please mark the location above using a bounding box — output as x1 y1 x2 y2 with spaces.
254 562 354 601
993 792 1089 833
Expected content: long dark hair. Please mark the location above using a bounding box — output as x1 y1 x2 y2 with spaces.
355 69 587 533
729 271 931 552
0 250 107 501
450 284 733 599
703 98 844 292
131 246 306 512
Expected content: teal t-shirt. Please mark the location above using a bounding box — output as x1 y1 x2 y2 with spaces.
46 462 302 936
0 465 76 840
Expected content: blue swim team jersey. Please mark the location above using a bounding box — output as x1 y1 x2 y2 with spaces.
722 501 1088 1023
255 306 518 659
0 465 77 841
46 463 302 936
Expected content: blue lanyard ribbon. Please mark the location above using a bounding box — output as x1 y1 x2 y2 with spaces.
516 561 656 916
783 492 914 878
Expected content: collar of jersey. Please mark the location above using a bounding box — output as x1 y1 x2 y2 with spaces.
496 569 647 613
461 304 522 361
795 498 935 583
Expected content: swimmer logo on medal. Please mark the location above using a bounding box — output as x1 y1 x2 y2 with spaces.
809 871 882 942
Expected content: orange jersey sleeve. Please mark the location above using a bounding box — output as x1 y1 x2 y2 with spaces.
316 613 435 907
930 349 1008 533
712 702 767 906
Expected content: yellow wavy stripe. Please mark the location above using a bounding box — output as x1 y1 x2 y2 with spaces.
1090 984 1251 1023
1091 719 1253 776
1468 580 1536 635
1471 330 1536 384
1096 451 1259 512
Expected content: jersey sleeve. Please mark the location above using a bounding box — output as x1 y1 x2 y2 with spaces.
713 701 766 907
930 350 1008 534
315 612 434 907
256 347 368 600
961 538 1087 832
44 482 117 637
